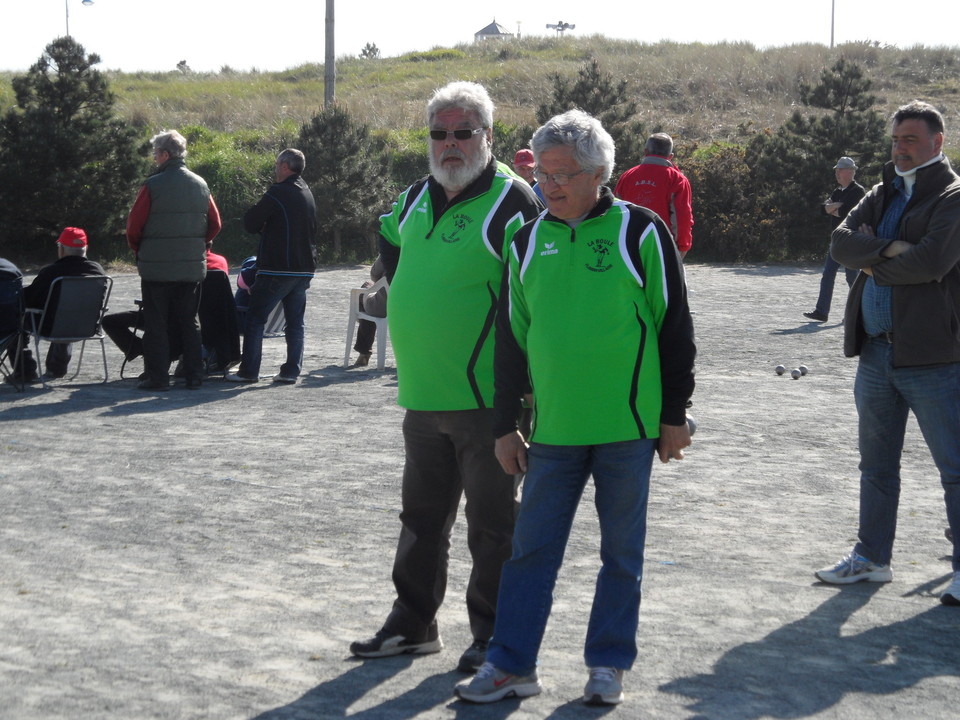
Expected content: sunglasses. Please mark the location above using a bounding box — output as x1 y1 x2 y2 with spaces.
429 127 486 141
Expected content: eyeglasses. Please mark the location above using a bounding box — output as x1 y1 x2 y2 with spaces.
533 168 590 186
429 127 486 141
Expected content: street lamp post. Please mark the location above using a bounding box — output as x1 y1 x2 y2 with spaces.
65 0 94 37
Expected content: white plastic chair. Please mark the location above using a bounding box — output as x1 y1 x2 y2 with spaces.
343 276 389 371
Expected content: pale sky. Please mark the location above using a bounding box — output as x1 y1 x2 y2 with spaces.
2 0 958 74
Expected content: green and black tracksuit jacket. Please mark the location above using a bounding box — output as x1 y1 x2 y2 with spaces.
494 187 696 445
379 158 542 411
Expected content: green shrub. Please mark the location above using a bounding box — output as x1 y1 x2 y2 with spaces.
186 128 277 264
405 48 468 63
685 143 789 262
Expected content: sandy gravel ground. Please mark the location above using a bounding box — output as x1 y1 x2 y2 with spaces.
2 264 958 720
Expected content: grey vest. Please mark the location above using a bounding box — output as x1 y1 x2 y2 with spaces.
137 159 210 282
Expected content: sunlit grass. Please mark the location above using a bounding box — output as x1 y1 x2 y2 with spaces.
6 37 954 152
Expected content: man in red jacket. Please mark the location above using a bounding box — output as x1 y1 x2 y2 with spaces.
614 133 694 258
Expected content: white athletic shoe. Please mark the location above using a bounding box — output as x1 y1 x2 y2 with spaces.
583 666 624 705
815 550 892 584
454 661 542 703
941 571 960 607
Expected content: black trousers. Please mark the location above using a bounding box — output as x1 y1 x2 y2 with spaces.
140 280 202 383
102 310 143 361
384 408 518 642
10 337 71 378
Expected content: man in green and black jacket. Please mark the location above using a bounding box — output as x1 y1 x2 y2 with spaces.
456 109 696 707
350 81 542 673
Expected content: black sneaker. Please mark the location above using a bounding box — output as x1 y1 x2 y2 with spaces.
350 626 442 658
457 638 489 673
5 373 39 385
803 310 828 322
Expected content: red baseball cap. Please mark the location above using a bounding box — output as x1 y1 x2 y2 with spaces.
513 149 534 168
57 227 88 248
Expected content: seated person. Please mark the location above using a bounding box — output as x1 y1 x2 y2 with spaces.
103 249 238 375
1 258 25 384
13 228 105 382
234 255 258 330
1 257 23 336
352 256 388 367
197 249 239 373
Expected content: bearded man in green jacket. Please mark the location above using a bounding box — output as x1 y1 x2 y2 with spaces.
350 81 542 673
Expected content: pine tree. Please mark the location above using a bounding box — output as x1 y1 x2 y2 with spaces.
0 37 145 261
359 43 381 60
297 105 394 261
746 58 887 257
536 57 647 173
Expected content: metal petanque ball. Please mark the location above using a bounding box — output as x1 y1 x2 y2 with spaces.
799 364 809 376
686 415 697 436
791 368 802 379
775 364 786 375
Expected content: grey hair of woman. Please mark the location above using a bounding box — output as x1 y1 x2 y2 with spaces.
531 109 615 184
150 129 188 159
426 81 495 129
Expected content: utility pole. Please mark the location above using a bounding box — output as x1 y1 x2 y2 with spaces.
830 0 835 49
324 0 335 108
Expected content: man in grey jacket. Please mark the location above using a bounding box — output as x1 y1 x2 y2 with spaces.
814 100 960 608
127 129 222 391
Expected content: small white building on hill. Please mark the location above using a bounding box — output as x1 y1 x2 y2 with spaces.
474 20 513 43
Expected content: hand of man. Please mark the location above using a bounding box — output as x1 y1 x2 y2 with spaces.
882 240 912 258
495 431 528 475
657 422 692 464
858 223 878 276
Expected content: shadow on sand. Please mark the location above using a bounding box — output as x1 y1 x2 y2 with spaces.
661 583 960 719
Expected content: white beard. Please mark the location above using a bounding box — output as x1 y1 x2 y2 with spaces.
430 142 491 194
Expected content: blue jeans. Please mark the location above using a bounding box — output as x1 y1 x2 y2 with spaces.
238 275 311 379
814 251 858 318
486 439 655 675
854 337 960 571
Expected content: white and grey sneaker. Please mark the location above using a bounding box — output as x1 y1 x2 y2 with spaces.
454 661 542 703
941 571 960 607
815 550 892 584
584 666 624 705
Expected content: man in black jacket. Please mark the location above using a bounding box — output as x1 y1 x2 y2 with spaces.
227 148 317 384
14 227 106 382
803 156 866 322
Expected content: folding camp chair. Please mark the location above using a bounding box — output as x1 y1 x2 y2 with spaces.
23 275 113 388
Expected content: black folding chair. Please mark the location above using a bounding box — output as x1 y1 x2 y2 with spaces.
23 275 113 388
116 300 145 380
